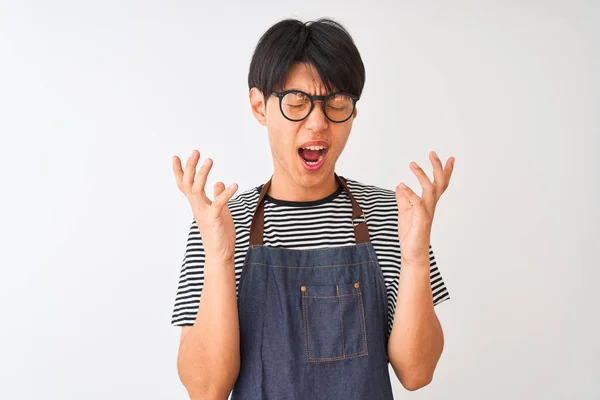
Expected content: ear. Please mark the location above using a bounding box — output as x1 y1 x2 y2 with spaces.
353 106 358 119
249 87 268 126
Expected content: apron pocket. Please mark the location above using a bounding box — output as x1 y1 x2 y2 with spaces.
301 282 368 362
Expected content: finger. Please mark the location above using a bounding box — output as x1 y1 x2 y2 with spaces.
397 183 426 212
213 181 226 199
182 150 200 190
191 157 213 203
212 182 239 213
429 151 445 193
444 157 455 189
395 183 413 214
172 155 184 189
409 161 435 208
410 161 433 190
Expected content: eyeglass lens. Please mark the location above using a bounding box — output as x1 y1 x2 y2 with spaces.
281 92 354 122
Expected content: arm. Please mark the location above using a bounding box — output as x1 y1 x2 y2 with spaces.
391 151 454 390
172 151 241 399
177 257 240 400
387 258 444 391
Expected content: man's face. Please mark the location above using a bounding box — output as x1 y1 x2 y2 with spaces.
250 62 357 189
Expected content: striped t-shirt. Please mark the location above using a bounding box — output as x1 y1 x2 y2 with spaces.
171 176 450 337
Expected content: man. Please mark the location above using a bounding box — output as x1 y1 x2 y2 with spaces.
171 18 455 399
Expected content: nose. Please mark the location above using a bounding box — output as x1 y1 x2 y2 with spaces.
303 100 329 132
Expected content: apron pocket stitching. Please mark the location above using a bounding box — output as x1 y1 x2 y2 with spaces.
303 293 311 360
301 283 368 362
337 285 346 358
358 290 369 354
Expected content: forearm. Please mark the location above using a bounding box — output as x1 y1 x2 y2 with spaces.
177 257 240 399
387 259 444 391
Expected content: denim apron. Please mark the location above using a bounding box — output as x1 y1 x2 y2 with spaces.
231 174 394 400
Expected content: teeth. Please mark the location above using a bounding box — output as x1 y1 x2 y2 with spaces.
301 145 326 151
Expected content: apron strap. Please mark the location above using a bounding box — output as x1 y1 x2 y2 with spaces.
249 173 370 246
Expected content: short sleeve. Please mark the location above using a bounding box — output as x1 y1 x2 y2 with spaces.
429 245 450 306
171 217 205 327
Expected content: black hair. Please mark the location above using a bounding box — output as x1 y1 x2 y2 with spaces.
247 18 366 102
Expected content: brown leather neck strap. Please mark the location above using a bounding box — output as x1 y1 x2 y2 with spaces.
249 173 370 246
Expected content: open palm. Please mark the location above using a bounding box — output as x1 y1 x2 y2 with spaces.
395 151 455 265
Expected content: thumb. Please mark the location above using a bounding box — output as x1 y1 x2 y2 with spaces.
395 183 415 213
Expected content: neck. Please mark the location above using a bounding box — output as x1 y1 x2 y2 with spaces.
267 171 339 202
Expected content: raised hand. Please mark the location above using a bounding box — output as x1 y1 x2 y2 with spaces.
395 151 455 265
173 150 239 262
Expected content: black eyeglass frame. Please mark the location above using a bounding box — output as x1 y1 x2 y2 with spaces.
270 89 360 123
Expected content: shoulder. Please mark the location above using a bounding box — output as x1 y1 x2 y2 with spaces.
342 176 398 206
227 182 261 217
230 183 261 205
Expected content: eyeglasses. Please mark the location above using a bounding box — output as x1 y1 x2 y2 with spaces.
271 89 360 123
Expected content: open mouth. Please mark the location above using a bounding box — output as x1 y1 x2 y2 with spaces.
298 147 327 164
298 145 328 170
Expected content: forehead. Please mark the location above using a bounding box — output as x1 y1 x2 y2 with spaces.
282 63 335 95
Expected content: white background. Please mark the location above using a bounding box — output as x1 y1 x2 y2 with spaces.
1 0 598 399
